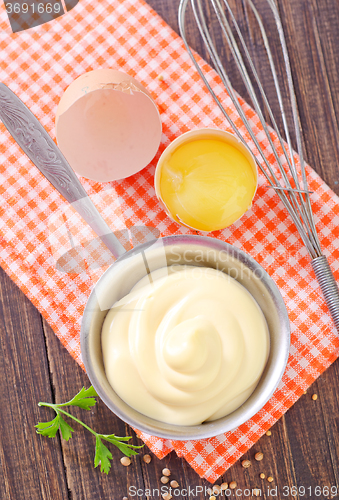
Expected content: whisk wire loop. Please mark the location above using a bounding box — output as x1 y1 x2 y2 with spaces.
221 0 322 255
266 0 322 255
178 0 339 332
182 0 319 257
210 0 312 237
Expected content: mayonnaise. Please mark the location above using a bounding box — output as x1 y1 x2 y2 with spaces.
101 266 269 426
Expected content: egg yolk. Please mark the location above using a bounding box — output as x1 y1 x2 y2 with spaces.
159 138 257 231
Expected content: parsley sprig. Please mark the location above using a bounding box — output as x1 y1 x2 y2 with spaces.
35 386 143 473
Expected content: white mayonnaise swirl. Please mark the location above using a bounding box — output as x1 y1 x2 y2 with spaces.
101 266 269 426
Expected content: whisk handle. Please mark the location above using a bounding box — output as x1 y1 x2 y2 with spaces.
311 255 339 333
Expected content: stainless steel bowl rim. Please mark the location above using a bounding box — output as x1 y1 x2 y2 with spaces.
81 234 290 440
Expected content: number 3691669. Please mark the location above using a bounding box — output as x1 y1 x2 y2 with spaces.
283 485 338 497
5 3 62 14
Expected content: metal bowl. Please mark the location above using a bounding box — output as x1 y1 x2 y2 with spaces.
80 234 290 440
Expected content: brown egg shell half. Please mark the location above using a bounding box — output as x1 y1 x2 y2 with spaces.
55 69 162 182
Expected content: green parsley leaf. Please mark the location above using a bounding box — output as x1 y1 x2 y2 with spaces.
35 415 60 438
66 386 98 411
103 434 134 442
94 436 113 474
101 434 143 457
36 386 141 473
58 415 74 441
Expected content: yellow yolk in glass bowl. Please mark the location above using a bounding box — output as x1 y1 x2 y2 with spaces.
156 134 257 232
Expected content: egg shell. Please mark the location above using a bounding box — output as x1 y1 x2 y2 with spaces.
55 69 162 182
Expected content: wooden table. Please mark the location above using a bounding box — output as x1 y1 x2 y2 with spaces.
1 0 339 498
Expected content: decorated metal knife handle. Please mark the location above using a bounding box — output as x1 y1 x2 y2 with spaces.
0 83 125 258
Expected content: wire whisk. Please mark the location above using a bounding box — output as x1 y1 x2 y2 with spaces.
178 0 339 332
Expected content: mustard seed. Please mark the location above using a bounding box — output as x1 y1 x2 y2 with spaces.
260 473 265 479
162 494 172 500
312 394 318 401
162 468 171 476
170 480 179 488
242 459 251 468
266 430 272 436
209 497 216 500
120 457 131 466
221 483 228 490
253 489 261 497
161 476 169 484
213 485 221 494
254 452 264 461
229 481 237 489
143 454 151 464
267 476 274 483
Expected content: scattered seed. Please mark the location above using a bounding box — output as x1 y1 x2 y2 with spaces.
123 497 128 500
260 473 266 479
143 454 151 464
267 476 274 483
157 74 164 81
213 485 221 494
161 476 169 484
229 481 237 489
253 489 261 497
254 452 264 461
266 430 272 436
170 480 179 488
242 459 251 468
207 488 213 496
312 394 318 401
162 494 172 500
304 390 307 394
162 468 171 476
209 497 216 500
221 483 228 490
120 457 131 467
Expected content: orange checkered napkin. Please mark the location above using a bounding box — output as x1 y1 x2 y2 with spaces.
0 0 339 483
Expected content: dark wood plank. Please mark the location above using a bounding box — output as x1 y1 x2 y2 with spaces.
1 0 339 498
42 318 146 500
283 381 338 497
0 267 69 500
317 362 339 488
278 0 339 194
140 447 212 500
